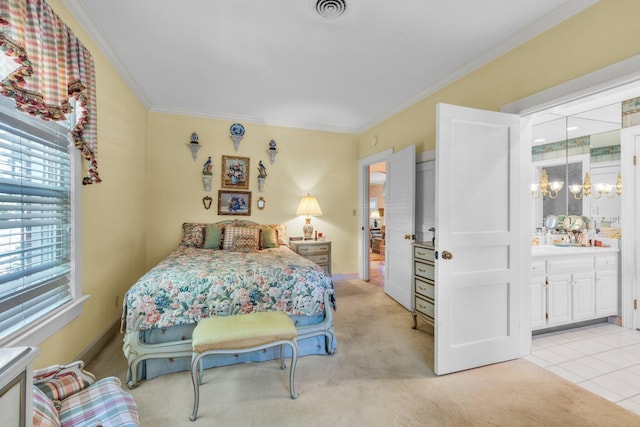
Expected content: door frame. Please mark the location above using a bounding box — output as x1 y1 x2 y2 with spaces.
359 149 393 281
502 53 640 331
358 149 435 281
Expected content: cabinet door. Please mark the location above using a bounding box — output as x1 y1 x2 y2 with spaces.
596 269 618 316
547 273 572 326
572 272 595 321
531 275 546 330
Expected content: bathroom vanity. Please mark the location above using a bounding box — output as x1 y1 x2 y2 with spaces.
531 244 619 331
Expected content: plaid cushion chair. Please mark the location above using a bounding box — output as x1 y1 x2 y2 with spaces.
33 361 139 427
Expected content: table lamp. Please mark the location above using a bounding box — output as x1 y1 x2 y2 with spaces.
296 194 323 239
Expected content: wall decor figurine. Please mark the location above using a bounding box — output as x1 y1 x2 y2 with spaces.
188 131 201 160
257 160 267 192
202 156 212 175
218 190 251 216
202 156 213 191
229 123 245 152
221 155 250 190
267 139 278 164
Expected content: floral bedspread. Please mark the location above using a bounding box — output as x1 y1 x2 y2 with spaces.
121 246 334 333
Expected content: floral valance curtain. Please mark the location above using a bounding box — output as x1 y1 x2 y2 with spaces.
0 0 100 184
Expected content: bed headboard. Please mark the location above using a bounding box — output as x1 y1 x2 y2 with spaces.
180 220 287 249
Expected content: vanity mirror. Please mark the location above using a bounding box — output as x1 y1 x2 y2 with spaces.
532 102 621 231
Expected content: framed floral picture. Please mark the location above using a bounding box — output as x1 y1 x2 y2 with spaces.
221 155 250 189
218 190 251 216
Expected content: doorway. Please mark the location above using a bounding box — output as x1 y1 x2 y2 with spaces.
369 162 386 289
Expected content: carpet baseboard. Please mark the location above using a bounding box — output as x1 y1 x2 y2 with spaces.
75 317 120 365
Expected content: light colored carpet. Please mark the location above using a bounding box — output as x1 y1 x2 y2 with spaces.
88 279 640 426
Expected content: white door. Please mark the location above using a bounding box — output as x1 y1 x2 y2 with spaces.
384 144 416 310
435 103 524 375
621 126 640 330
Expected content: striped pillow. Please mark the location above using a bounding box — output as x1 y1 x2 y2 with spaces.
37 374 88 402
222 226 259 250
58 377 139 427
32 386 61 427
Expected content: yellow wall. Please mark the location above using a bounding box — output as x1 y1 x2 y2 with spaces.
32 0 640 368
359 0 640 157
34 0 150 368
146 113 359 274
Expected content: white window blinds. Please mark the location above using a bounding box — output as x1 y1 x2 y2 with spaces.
0 102 73 340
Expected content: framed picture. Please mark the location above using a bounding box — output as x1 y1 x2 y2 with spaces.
218 190 251 216
221 155 250 189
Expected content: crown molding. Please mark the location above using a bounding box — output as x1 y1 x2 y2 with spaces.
63 0 597 135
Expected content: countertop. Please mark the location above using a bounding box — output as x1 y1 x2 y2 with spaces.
532 245 619 257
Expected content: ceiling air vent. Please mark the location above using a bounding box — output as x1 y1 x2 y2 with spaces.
313 0 347 18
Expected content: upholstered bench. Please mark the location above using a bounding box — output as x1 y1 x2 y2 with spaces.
189 311 298 422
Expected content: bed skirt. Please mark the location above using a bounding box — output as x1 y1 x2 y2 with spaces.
122 290 335 388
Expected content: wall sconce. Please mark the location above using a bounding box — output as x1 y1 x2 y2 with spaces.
267 139 278 164
569 172 621 199
188 131 201 160
296 194 323 239
229 123 245 152
531 168 563 199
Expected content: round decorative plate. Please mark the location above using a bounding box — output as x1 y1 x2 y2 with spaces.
230 123 245 137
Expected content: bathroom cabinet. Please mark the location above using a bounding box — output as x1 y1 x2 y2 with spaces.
531 247 619 331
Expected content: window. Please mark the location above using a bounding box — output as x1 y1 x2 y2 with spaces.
0 96 84 346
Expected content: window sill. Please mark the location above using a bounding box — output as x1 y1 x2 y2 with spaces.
1 295 90 348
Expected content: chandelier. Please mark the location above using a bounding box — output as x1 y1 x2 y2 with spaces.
569 172 622 199
531 169 563 199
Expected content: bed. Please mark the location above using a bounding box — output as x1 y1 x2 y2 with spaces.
121 220 336 388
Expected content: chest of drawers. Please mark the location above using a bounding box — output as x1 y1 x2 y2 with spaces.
289 240 332 274
412 242 435 329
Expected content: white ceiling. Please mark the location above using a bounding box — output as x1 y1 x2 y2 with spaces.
63 0 597 134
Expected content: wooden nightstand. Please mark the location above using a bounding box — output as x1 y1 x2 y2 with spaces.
289 240 332 275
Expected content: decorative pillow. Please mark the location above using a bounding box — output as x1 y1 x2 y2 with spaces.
203 225 223 249
265 224 287 245
222 226 260 250
181 223 206 248
232 234 259 253
260 226 278 249
32 385 61 427
36 374 88 402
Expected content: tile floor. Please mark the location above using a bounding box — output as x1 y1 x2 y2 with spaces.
526 322 640 416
